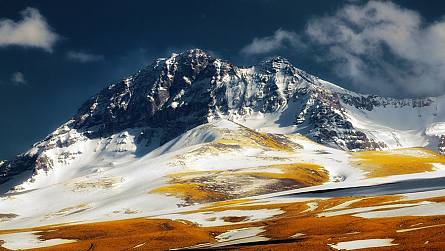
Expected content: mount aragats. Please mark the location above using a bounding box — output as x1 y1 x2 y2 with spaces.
1 49 445 250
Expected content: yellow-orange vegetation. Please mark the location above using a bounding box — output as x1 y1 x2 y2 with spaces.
151 183 226 203
214 125 296 152
151 163 328 204
349 195 402 208
0 218 223 251
202 199 252 209
247 131 294 151
243 163 329 186
199 195 445 250
352 148 445 178
1 194 445 250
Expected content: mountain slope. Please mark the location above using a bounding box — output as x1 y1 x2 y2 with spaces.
5 49 445 191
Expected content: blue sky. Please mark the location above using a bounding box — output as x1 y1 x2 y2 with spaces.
1 0 445 159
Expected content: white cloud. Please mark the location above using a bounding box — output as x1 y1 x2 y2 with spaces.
66 51 104 63
240 29 304 56
305 0 445 97
0 7 59 52
10 72 26 86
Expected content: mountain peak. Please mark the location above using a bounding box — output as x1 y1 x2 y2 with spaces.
262 55 292 65
256 56 295 73
180 48 212 57
170 48 214 62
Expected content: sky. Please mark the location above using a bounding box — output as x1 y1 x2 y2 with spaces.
1 0 445 159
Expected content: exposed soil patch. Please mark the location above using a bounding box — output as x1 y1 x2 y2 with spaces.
0 214 17 222
45 204 90 219
151 163 328 205
67 177 122 192
221 216 250 223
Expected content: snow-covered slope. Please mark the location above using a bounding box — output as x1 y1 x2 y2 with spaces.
1 49 445 234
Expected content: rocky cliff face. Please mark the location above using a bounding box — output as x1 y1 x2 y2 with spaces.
69 49 384 150
439 136 445 155
70 51 296 139
294 86 386 150
1 49 443 188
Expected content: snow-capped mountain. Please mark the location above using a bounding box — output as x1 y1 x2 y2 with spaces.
4 49 445 250
1 48 445 192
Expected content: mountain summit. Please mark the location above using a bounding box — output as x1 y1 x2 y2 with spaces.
1 49 445 191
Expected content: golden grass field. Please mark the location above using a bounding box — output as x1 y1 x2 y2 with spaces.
151 163 329 204
1 192 445 251
352 148 445 178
